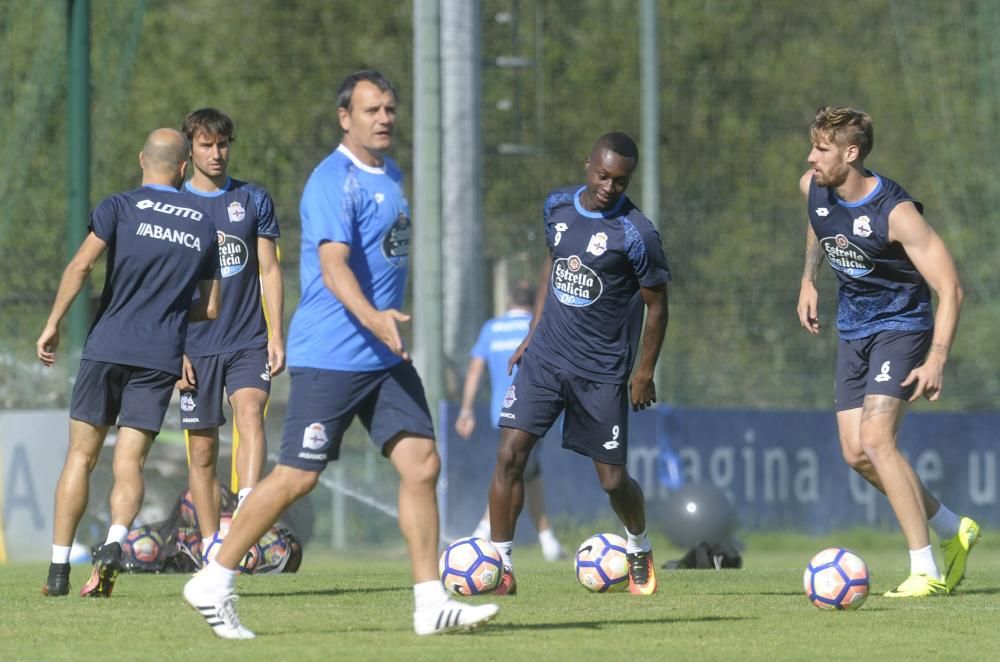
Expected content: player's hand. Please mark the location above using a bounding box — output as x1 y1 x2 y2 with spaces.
630 371 656 411
176 354 197 390
455 410 476 439
507 339 529 375
268 335 286 377
366 309 412 361
36 325 59 367
901 357 945 402
797 280 821 334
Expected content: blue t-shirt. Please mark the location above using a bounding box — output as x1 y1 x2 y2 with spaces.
470 308 532 427
82 185 219 375
183 177 281 357
287 144 410 371
526 185 671 383
806 172 933 339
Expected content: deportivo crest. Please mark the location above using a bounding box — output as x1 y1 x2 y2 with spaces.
853 215 872 238
586 232 609 257
502 385 517 409
551 254 604 307
820 234 874 278
227 201 246 223
180 392 196 412
302 423 328 450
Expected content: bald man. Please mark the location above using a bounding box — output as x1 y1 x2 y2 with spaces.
38 128 222 599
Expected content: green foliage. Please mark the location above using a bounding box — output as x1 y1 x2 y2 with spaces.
2 0 998 410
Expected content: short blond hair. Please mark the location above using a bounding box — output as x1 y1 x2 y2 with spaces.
809 106 873 160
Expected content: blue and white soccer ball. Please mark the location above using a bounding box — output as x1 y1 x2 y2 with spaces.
202 515 261 574
803 547 869 610
439 537 504 596
575 533 629 592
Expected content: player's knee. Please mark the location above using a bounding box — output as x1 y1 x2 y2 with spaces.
597 468 629 495
840 445 867 470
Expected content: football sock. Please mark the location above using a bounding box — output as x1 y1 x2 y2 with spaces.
538 528 558 546
492 540 513 570
202 535 218 552
928 504 961 540
472 518 491 540
625 528 651 554
202 560 238 590
909 545 941 579
414 580 448 610
51 545 71 564
105 524 129 546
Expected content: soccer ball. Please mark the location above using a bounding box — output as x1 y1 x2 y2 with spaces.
575 533 629 592
803 547 869 610
439 537 504 596
178 489 199 528
202 514 261 574
122 525 163 572
255 525 292 575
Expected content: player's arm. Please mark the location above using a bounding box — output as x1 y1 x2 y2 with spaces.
36 232 107 366
258 236 286 376
889 201 964 402
455 357 486 439
188 278 221 322
797 171 822 334
630 283 668 411
318 240 411 360
507 254 552 375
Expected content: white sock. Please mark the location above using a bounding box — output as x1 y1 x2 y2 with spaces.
105 524 130 546
625 528 651 554
202 534 218 550
472 518 491 540
413 580 448 611
237 488 252 506
538 528 559 548
928 504 961 540
492 540 513 570
910 545 941 579
51 545 71 564
200 560 238 591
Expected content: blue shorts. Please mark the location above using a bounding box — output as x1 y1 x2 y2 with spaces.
70 359 176 433
179 343 271 430
499 355 629 465
278 362 436 472
835 329 933 410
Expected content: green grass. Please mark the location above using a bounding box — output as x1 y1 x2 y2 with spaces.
2 532 998 661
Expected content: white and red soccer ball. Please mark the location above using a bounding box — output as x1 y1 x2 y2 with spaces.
575 533 629 593
439 537 504 596
803 547 869 610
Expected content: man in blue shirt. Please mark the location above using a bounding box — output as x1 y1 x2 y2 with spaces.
797 106 978 598
455 281 564 561
182 70 498 640
488 132 670 597
38 128 220 598
176 108 284 563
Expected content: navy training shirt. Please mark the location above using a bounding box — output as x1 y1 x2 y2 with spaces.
183 178 280 357
806 172 932 339
81 184 219 376
525 185 671 383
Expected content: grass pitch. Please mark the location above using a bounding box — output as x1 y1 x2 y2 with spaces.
1 531 997 661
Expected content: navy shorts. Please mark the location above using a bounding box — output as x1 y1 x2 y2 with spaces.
179 343 271 430
278 362 436 472
70 359 176 433
835 329 933 410
499 354 629 465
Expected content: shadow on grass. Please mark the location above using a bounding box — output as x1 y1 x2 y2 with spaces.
241 585 410 598
490 614 752 631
